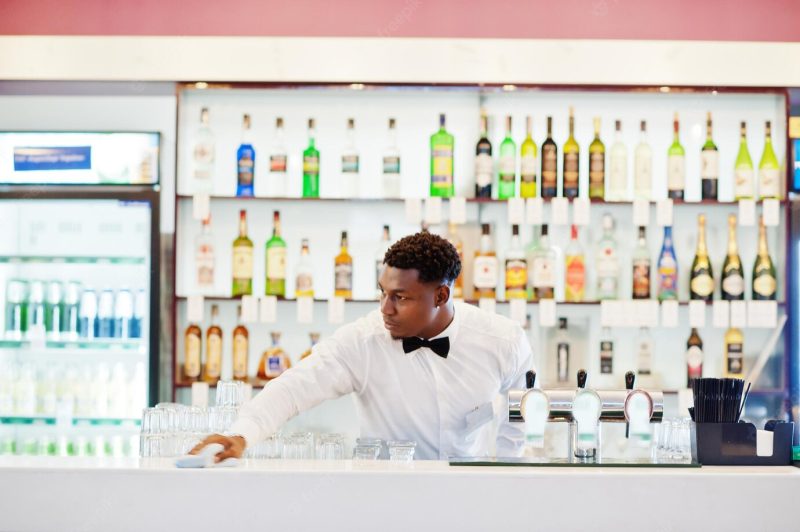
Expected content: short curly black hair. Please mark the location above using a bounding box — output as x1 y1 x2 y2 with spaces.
383 231 461 284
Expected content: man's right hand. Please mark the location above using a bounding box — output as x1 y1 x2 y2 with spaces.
189 434 246 462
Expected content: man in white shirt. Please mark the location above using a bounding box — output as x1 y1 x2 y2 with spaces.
192 231 533 461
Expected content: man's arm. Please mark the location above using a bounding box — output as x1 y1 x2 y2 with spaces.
495 325 535 457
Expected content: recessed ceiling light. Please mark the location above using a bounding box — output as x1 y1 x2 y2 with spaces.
350 83 365 90
503 84 517 92
194 82 208 90
659 86 670 93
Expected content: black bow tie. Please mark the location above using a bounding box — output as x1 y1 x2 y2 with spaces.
402 336 450 358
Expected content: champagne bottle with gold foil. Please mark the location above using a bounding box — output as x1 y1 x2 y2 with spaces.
689 214 714 301
720 214 745 300
752 217 777 300
562 107 580 198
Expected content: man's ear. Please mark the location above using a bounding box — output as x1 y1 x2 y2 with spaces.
435 284 451 307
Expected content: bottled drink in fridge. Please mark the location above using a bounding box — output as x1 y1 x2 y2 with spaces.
96 289 115 338
26 281 46 337
114 288 134 339
78 289 98 339
4 280 27 340
62 282 81 340
130 289 146 339
45 281 63 340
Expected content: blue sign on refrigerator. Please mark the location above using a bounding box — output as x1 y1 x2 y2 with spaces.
13 146 92 172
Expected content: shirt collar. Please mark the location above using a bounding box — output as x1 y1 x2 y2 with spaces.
429 302 459 343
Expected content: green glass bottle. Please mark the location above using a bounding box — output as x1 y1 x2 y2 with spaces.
302 118 320 198
752 217 777 300
231 210 253 297
430 113 455 197
498 115 517 199
700 112 719 201
588 117 605 200
734 121 754 200
520 116 537 198
562 107 580 198
758 121 780 199
265 210 287 297
667 112 685 200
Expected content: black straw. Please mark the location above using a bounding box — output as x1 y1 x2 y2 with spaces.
691 378 745 423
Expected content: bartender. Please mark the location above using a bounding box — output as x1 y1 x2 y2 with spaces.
192 231 534 461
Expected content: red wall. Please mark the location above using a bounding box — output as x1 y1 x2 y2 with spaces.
2 0 799 42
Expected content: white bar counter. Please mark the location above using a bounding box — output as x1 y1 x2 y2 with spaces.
1 456 798 532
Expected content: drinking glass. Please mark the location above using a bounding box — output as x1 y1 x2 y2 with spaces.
388 440 416 462
316 433 345 460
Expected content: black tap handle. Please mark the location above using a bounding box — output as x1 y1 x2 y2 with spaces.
625 371 636 391
525 370 536 389
577 369 587 389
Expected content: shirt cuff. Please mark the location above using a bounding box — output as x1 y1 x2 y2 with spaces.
227 417 263 448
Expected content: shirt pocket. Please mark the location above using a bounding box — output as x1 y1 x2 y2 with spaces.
462 401 495 442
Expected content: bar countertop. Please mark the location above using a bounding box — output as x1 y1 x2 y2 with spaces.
2 456 798 531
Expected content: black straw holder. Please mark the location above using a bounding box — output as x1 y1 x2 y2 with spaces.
691 420 794 466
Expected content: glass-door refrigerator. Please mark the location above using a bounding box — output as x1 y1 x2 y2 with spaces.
0 131 160 458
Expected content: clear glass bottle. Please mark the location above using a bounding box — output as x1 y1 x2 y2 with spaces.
341 118 360 198
473 224 499 299
295 239 314 298
636 327 653 376
599 327 614 375
192 107 215 194
195 215 215 291
595 214 619 300
531 224 556 300
633 120 652 200
564 225 585 302
268 117 288 197
608 120 628 201
382 118 401 198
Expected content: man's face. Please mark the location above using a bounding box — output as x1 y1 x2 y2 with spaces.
379 266 444 339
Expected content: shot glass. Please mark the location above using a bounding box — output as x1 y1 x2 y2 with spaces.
388 440 416 462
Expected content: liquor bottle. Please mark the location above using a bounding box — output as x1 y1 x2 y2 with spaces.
541 116 558 198
303 118 320 198
724 326 744 378
721 214 745 300
474 113 493 198
195 216 215 290
447 222 464 298
265 210 287 297
382 118 401 198
595 214 619 300
376 225 392 297
505 225 527 300
192 107 215 193
335 231 354 299
555 317 570 383
634 120 653 200
588 117 605 200
232 305 249 382
562 107 580 198
758 120 781 199
667 112 685 200
268 117 287 197
183 320 202 382
295 238 314 298
203 305 222 385
300 332 321 361
752 217 777 300
430 113 455 198
564 225 586 302
686 328 703 388
473 223 499 299
498 116 517 199
341 118 359 198
44 281 62 340
608 120 628 201
701 112 719 201
636 327 653 376
690 214 714 301
520 116 537 198
236 114 255 197
231 210 253 297
632 226 651 299
657 226 678 301
599 327 614 375
734 121 754 200
530 224 556 300
257 332 292 382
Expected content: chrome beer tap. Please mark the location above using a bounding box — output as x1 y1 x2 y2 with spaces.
570 369 602 461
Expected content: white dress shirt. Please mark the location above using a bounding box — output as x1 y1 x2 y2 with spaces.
229 300 534 460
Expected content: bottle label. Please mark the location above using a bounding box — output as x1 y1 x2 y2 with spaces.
342 154 360 174
206 334 222 378
667 155 685 190
473 256 499 289
193 142 215 180
722 273 744 298
589 152 605 187
237 149 255 186
610 153 627 191
233 333 249 378
475 153 493 187
505 259 528 298
196 243 215 286
383 155 400 175
600 340 613 374
759 168 780 197
638 340 652 375
726 342 743 375
269 154 287 173
531 257 555 288
335 263 353 292
701 150 719 179
295 273 314 297
432 145 454 187
734 166 754 197
267 247 286 280
634 150 652 192
520 155 537 182
565 255 585 298
499 156 515 181
267 355 284 375
632 259 651 298
542 146 557 189
596 248 618 277
687 345 703 373
658 255 678 298
232 246 253 280
691 272 714 297
303 155 320 175
184 333 201 378
564 152 579 188
753 274 777 297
